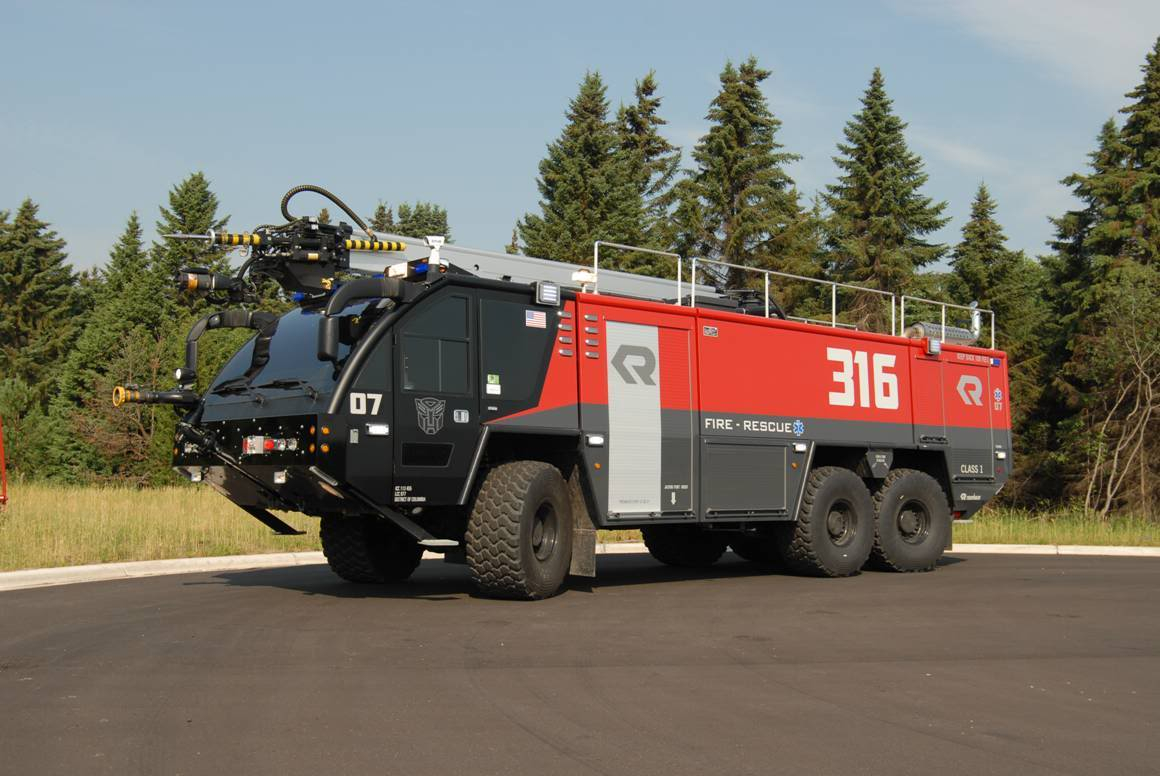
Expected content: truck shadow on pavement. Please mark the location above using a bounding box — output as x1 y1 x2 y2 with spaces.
203 553 965 601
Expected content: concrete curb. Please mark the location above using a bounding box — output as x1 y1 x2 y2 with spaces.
1 541 1156 592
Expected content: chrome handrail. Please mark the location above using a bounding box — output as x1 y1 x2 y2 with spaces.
593 241 683 303
691 257 898 335
900 295 995 349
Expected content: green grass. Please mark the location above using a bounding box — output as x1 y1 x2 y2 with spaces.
0 484 1154 572
952 507 1159 547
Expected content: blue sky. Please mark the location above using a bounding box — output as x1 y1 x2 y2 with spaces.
2 0 1158 271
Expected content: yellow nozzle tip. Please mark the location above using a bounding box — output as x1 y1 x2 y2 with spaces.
112 386 125 407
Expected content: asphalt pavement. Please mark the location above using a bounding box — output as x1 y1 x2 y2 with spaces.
2 553 1157 776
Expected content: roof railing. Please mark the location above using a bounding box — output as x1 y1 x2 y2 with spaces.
690 257 899 335
592 241 683 303
900 295 996 349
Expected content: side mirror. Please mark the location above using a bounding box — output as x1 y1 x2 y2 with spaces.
317 316 340 362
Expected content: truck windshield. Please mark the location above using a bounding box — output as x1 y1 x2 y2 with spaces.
207 305 367 398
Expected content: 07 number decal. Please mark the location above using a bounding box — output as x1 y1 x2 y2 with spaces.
826 348 899 410
349 392 383 415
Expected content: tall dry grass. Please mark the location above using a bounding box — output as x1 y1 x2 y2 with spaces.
0 481 318 571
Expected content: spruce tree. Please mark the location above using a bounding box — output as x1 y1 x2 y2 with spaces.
152 172 229 290
505 227 520 255
951 184 1047 432
618 71 681 253
678 57 816 292
0 199 78 394
394 202 451 240
368 202 395 233
824 68 948 298
317 207 332 225
518 72 643 264
1109 35 1160 265
48 213 175 481
1036 38 1160 512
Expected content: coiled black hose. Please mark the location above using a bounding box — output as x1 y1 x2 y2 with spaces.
279 184 376 240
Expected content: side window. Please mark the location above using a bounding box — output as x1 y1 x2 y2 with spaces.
401 295 471 394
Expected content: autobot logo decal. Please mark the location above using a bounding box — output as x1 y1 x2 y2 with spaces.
414 397 446 435
610 344 657 386
956 375 984 406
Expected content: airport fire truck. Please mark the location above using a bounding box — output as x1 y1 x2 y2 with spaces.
115 185 1011 599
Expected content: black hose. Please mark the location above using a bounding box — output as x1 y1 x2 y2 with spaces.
280 184 376 240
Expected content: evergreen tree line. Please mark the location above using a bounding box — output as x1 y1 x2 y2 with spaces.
1 40 1157 517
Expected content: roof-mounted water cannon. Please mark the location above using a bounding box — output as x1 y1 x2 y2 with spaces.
164 185 407 303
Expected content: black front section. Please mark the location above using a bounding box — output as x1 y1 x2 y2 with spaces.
175 276 563 525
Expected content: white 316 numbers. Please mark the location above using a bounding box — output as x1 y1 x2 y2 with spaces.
826 348 899 410
349 392 383 415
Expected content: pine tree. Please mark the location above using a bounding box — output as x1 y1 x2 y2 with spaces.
518 72 643 264
152 172 229 292
951 184 1048 433
0 199 78 394
1037 38 1160 513
394 202 451 241
824 68 948 300
368 202 395 233
1111 35 1160 265
47 213 175 481
678 57 816 293
317 207 331 225
618 71 681 252
505 227 520 255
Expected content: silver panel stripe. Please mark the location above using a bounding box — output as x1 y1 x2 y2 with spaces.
606 321 661 514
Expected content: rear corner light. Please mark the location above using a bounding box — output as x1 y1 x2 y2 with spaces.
243 435 301 456
273 470 288 485
793 442 808 453
586 434 605 447
996 451 1007 460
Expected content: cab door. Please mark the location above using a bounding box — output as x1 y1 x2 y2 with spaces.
392 291 478 506
577 300 696 522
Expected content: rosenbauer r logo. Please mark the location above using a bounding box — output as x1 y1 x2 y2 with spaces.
610 344 657 386
957 375 984 407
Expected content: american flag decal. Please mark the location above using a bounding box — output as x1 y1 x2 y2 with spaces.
525 310 547 329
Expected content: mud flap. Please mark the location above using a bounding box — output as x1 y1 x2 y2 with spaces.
568 467 597 577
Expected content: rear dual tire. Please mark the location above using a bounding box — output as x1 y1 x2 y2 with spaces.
773 466 875 577
868 469 951 572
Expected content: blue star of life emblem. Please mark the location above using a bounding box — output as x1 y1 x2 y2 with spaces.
993 388 1003 402
792 419 805 437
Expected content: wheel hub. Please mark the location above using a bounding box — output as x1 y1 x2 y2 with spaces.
826 503 854 546
531 502 558 561
897 500 931 544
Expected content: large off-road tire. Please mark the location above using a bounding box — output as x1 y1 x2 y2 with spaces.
642 525 728 568
772 466 875 577
730 533 781 566
320 515 424 583
466 461 574 600
868 468 951 572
